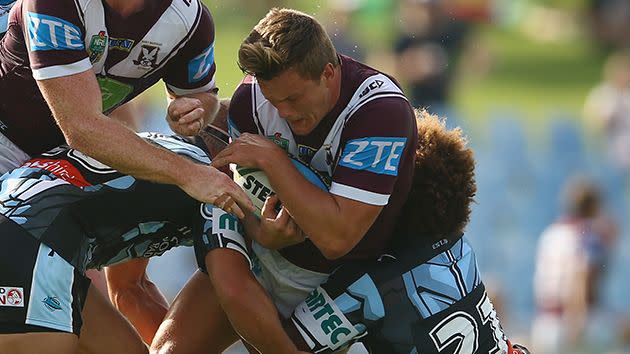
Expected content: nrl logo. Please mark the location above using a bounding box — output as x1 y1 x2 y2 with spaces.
133 42 160 70
267 132 289 151
87 31 107 64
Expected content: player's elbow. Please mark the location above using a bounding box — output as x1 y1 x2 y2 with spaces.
313 225 363 260
317 238 355 260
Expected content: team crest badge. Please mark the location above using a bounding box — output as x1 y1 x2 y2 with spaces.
87 31 107 63
133 42 160 70
268 132 289 151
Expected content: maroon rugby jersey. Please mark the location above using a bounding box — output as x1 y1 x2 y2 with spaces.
0 0 216 155
229 55 418 273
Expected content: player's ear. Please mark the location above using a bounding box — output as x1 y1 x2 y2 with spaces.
322 63 335 82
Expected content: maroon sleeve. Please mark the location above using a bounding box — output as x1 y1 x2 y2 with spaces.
20 0 90 80
330 97 416 205
163 4 216 95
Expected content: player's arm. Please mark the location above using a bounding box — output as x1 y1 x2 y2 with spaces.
213 100 413 259
162 4 220 137
196 207 305 354
36 71 252 217
205 250 304 354
105 258 168 344
214 135 380 259
108 100 141 131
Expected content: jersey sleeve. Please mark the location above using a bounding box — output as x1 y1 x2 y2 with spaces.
330 97 416 206
227 78 259 140
163 3 216 96
20 0 91 80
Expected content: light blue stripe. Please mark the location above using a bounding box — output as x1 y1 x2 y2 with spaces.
26 244 75 332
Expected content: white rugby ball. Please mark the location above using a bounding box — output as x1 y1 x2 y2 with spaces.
232 158 329 217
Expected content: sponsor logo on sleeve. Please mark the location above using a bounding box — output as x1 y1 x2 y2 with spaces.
0 287 24 307
339 137 407 176
108 37 134 52
26 12 84 51
188 43 215 83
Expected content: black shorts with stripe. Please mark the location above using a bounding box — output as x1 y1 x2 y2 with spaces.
0 215 90 335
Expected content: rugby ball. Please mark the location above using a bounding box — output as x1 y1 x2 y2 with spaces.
232 157 329 217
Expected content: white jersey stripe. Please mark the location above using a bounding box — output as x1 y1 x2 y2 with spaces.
330 182 390 206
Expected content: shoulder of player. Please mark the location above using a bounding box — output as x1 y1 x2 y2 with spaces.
227 79 258 132
346 96 416 136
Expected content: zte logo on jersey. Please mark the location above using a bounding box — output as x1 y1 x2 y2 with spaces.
188 43 214 83
339 137 407 176
26 12 84 51
0 287 24 307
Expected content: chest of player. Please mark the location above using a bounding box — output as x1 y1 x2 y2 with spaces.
78 0 201 111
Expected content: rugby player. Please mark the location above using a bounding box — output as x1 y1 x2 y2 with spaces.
0 122 256 354
152 7 417 353
152 111 532 354
0 0 251 216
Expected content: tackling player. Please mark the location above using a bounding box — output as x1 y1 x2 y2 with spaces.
0 123 258 354
0 0 251 216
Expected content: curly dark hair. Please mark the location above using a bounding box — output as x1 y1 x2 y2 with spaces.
396 110 477 243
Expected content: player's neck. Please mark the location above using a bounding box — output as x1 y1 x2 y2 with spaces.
104 0 147 17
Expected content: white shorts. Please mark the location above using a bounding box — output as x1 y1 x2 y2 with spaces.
0 132 30 175
251 241 329 318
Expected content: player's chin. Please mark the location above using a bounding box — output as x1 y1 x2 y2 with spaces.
288 120 315 136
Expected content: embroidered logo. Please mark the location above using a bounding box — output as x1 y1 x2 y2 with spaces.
42 296 62 312
133 43 160 70
87 30 107 63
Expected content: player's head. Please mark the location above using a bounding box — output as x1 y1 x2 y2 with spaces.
562 176 602 219
238 8 340 135
396 110 476 243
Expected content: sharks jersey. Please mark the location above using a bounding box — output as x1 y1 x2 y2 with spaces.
228 55 418 273
0 133 209 272
0 0 216 155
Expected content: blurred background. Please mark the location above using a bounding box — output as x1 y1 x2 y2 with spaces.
136 0 630 353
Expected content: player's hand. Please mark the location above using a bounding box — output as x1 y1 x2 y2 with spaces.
181 164 254 218
211 133 287 171
167 96 207 136
255 195 306 249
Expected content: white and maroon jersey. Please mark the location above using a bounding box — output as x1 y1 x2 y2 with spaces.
228 55 418 273
0 0 216 155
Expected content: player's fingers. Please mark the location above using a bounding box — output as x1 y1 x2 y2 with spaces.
178 107 205 124
168 97 201 119
261 195 280 219
276 206 291 225
227 187 255 216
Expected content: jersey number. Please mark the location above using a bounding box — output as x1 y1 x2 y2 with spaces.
429 293 507 354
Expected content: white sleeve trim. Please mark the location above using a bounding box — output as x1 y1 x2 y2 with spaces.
330 182 390 206
166 77 216 96
32 58 92 80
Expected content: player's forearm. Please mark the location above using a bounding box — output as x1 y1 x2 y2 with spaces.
109 280 169 344
64 113 197 185
260 157 365 258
